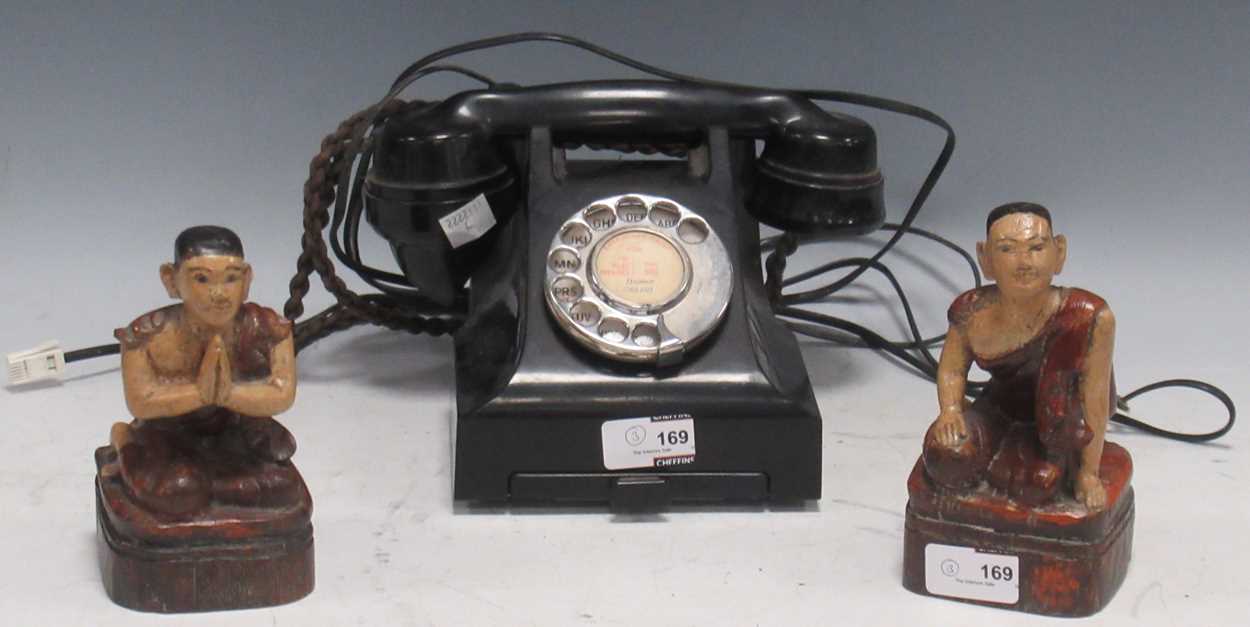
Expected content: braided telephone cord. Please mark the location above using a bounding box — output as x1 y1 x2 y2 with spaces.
284 100 460 352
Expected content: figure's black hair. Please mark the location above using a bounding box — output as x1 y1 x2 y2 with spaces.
986 202 1052 234
174 225 244 264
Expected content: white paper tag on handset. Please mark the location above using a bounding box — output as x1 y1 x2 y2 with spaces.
924 543 1019 604
601 414 696 470
438 194 497 249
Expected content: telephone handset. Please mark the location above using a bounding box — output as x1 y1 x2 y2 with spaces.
365 82 881 297
353 79 884 507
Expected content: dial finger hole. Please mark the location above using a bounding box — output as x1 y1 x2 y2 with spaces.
677 217 709 244
598 318 628 343
616 197 648 223
584 205 617 230
551 276 583 303
560 223 592 248
569 301 601 326
631 323 660 347
649 202 680 228
548 248 581 272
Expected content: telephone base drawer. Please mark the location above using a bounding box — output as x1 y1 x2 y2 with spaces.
509 472 768 512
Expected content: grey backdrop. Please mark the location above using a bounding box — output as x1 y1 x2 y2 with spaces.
1 2 1246 625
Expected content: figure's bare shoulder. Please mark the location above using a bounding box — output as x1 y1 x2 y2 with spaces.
1095 305 1115 327
1090 296 1115 338
114 305 182 352
947 286 998 329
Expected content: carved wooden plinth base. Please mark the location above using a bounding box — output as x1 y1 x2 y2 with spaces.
94 447 314 613
902 443 1134 617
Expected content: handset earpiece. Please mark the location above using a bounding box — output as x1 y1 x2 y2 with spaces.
364 109 517 306
749 112 885 235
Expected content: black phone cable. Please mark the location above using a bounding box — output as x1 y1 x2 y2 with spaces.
1114 379 1236 443
64 344 121 362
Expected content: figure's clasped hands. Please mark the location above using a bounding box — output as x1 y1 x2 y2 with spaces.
196 335 234 407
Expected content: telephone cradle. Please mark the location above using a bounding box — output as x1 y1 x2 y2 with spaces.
359 81 885 510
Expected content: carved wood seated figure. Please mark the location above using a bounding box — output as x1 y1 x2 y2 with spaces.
902 204 1134 617
108 301 299 515
922 284 1116 508
94 226 313 612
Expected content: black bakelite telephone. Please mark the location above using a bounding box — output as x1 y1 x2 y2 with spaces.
361 81 882 508
280 34 1232 511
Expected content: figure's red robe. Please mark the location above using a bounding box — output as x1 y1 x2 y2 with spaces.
926 287 1114 505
